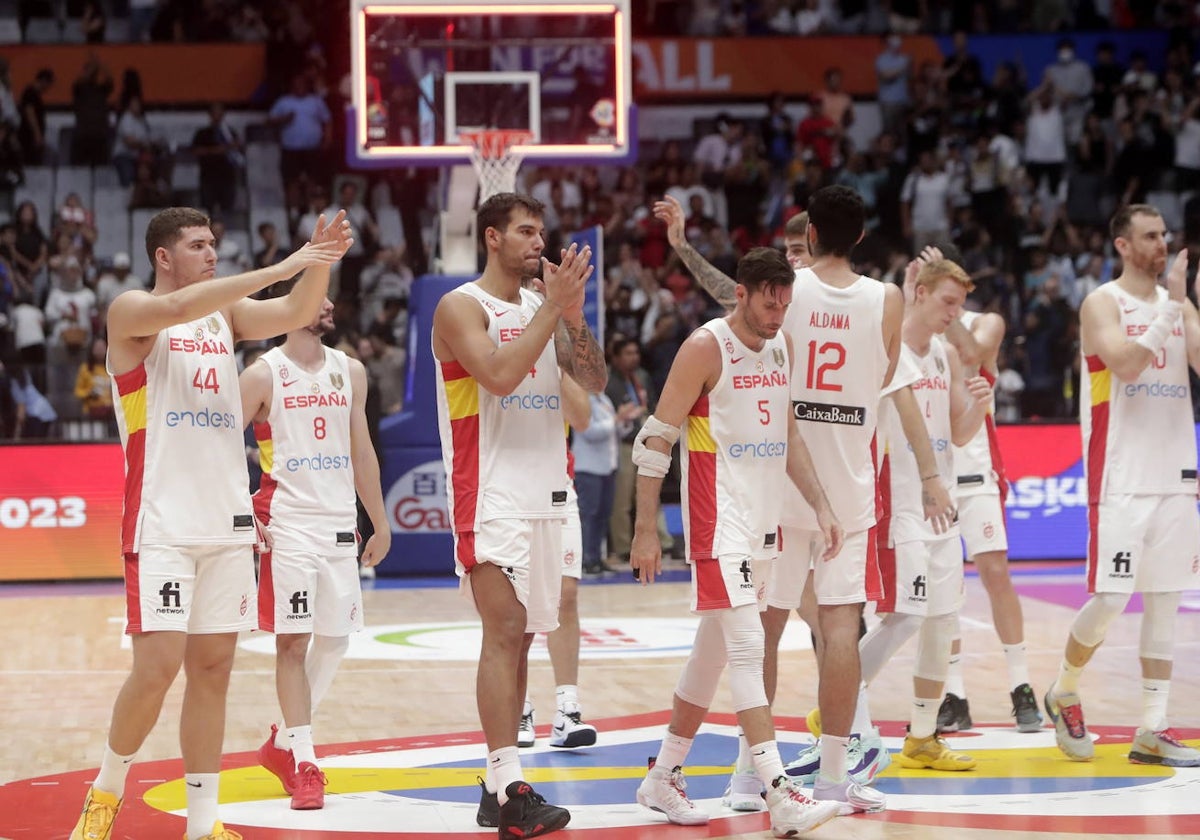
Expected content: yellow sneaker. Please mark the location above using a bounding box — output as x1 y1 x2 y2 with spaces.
70 787 122 840
186 821 244 840
806 707 822 737
897 733 977 771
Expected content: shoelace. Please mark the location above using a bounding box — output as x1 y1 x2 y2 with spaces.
666 768 695 804
779 781 818 806
1157 728 1187 748
1060 702 1087 738
83 802 118 838
564 712 584 725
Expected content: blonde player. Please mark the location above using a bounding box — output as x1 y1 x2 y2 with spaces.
1045 205 1200 767
70 208 351 840
432 192 605 838
240 296 390 811
630 247 842 837
857 257 991 772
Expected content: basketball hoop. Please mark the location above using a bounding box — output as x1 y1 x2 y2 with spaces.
460 129 534 201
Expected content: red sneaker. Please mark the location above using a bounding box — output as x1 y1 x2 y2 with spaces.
258 725 296 794
291 762 327 810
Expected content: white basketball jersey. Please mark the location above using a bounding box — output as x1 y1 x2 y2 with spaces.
949 314 1004 498
781 269 889 531
682 318 790 561
1081 284 1198 500
881 341 959 543
253 346 357 555
110 311 254 552
434 283 567 529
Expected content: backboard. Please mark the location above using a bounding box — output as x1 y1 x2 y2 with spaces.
348 0 634 167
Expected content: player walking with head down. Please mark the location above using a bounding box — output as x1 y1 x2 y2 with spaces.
241 295 391 811
432 192 606 838
70 207 352 840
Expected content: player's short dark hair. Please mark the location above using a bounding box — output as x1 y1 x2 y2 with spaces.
1110 203 1162 241
477 192 545 249
737 247 794 294
807 185 865 258
145 207 211 269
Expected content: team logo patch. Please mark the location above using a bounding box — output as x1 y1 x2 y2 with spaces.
280 365 291 380
239 594 248 616
935 355 945 374
755 360 764 372
983 523 995 540
331 372 345 390
564 550 576 566
310 381 321 394
206 316 220 335
724 338 735 355
773 347 786 368
194 327 204 341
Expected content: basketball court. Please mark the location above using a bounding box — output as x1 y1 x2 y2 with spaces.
2 564 1199 838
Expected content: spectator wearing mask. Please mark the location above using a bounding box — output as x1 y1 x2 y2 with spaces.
1042 38 1093 143
1024 82 1068 198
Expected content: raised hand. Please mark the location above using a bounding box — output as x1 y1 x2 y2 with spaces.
280 239 352 275
542 242 594 319
309 209 355 259
653 195 687 248
1166 249 1189 303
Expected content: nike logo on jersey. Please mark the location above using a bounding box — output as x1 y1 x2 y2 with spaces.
281 379 299 387
493 309 510 318
730 356 745 364
1123 307 1138 313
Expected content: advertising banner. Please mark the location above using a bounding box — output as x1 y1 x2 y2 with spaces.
0 444 123 581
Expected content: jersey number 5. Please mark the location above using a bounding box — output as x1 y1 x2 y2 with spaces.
805 341 845 392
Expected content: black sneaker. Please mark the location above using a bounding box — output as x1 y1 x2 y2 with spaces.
1010 683 1045 733
476 777 499 828
497 780 571 838
936 693 972 733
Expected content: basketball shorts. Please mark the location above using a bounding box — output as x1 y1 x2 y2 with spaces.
258 548 364 636
561 508 583 581
957 492 1008 557
125 543 257 634
764 526 880 609
691 553 771 613
456 517 563 633
877 536 963 616
1088 493 1200 594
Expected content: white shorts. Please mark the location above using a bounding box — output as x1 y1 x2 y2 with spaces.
765 525 880 609
258 548 364 636
1088 494 1200 594
957 492 1008 557
124 544 257 634
561 508 582 581
456 517 563 633
877 536 963 616
691 554 770 612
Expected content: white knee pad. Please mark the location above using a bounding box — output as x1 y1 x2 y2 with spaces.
1140 591 1181 662
859 612 923 685
675 615 727 709
1071 591 1130 648
720 605 768 712
914 612 957 683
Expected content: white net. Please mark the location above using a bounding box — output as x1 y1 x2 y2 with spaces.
461 129 534 201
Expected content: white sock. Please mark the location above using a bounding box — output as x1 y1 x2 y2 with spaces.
944 652 965 699
184 773 219 840
306 635 349 715
1003 643 1031 691
735 727 753 772
522 698 534 718
94 744 136 797
274 723 289 750
910 696 940 739
287 724 317 769
1142 678 1170 732
818 734 850 783
655 731 693 771
1054 660 1084 696
489 746 522 805
749 740 785 786
850 684 874 735
555 685 579 711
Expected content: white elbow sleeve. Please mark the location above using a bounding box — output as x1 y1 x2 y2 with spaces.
1134 300 1183 355
632 415 680 478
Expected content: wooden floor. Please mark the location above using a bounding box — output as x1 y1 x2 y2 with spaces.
1 564 1198 839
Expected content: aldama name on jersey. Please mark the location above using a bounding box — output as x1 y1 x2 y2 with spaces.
284 393 349 409
732 371 788 390
169 337 230 355
809 311 851 330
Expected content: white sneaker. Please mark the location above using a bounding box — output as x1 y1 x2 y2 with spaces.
721 768 765 812
636 763 710 825
549 705 597 748
813 774 887 815
765 776 841 837
850 729 891 783
517 701 535 748
783 741 821 783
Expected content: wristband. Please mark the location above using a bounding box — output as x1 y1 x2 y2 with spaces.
1134 300 1183 356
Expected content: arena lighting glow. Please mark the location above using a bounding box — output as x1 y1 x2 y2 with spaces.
350 0 629 161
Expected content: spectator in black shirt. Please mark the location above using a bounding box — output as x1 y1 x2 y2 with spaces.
1091 41 1124 121
191 103 244 217
71 56 114 166
17 68 52 166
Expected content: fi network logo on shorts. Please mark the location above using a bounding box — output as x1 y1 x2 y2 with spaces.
156 581 184 615
1111 551 1133 578
288 590 311 619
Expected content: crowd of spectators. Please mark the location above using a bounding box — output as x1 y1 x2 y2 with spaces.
1 3 1199 441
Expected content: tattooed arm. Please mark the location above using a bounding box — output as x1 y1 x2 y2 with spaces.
653 195 737 311
555 316 608 393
